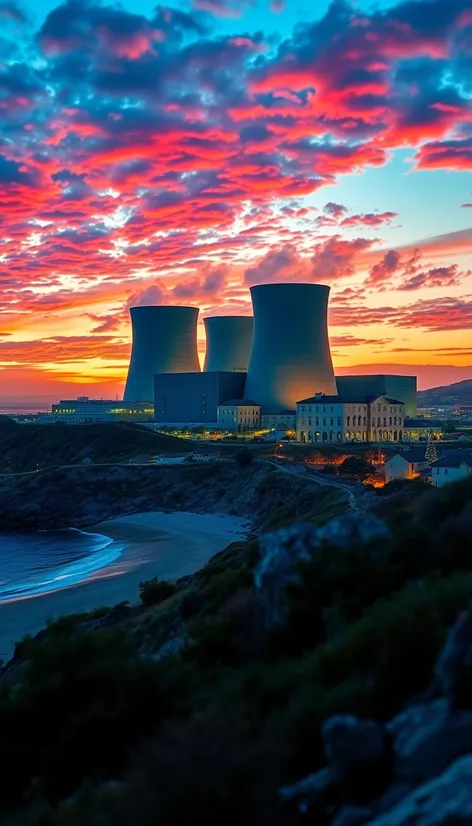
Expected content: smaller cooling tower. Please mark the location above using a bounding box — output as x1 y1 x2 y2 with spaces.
244 283 337 412
203 316 254 373
124 305 200 402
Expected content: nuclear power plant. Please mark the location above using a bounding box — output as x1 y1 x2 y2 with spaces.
124 305 200 403
203 316 253 373
122 281 417 441
244 283 337 412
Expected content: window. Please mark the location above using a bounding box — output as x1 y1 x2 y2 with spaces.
315 417 320 426
347 415 350 426
309 406 312 413
323 418 327 426
330 406 333 412
337 417 341 426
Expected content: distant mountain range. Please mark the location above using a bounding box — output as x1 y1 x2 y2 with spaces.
418 380 472 406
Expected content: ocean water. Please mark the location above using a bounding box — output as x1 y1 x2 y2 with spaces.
0 529 121 602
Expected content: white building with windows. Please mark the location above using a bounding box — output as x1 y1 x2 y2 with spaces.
385 448 429 482
296 393 405 444
261 411 296 434
217 400 261 432
431 452 472 487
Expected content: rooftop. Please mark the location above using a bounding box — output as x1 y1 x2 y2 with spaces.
263 410 296 416
433 450 472 469
219 399 260 407
404 418 444 428
388 448 427 464
296 394 405 405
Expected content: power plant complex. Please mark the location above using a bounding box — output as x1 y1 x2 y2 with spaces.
121 281 418 444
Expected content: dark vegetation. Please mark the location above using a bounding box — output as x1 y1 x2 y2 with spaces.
2 472 472 823
0 460 348 531
234 447 254 466
139 577 176 606
0 416 195 472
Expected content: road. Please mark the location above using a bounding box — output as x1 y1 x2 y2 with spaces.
265 458 360 511
0 457 361 513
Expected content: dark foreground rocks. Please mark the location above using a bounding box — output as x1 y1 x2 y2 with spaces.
280 602 472 826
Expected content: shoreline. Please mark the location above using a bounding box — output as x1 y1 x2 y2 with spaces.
0 511 250 661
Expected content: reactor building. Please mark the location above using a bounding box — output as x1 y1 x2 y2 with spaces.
124 305 200 402
203 316 254 373
119 283 417 439
244 283 337 413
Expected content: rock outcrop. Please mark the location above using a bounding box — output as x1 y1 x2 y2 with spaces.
364 755 472 826
255 515 392 627
280 602 472 825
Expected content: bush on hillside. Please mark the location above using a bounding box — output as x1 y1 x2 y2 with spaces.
0 628 184 808
139 578 176 607
234 448 254 467
338 456 374 481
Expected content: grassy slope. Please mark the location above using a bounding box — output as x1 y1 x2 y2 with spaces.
0 461 350 530
5 466 472 823
0 417 196 472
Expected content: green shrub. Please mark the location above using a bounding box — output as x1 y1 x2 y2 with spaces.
234 448 253 467
139 577 176 606
0 628 183 808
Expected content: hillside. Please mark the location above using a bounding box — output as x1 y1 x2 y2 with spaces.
418 378 472 406
0 417 195 472
2 474 472 824
0 461 349 532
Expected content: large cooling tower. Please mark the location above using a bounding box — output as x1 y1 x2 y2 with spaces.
244 283 337 412
203 316 254 373
124 305 200 401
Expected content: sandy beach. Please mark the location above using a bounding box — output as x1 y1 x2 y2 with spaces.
0 511 250 661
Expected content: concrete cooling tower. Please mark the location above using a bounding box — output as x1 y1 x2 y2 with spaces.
124 305 200 402
203 316 254 373
244 283 337 412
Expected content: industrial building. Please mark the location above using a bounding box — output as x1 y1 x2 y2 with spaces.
51 397 154 423
203 316 253 373
109 283 420 443
154 371 246 426
244 283 337 412
336 375 417 418
217 400 261 432
124 305 200 402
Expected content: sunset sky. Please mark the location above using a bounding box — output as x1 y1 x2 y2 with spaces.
1 0 472 406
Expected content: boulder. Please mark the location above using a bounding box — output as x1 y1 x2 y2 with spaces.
332 806 373 826
81 601 133 631
254 523 318 627
318 514 392 558
323 716 390 784
373 785 412 816
254 515 392 627
434 604 472 707
363 754 472 826
279 767 334 814
388 699 472 785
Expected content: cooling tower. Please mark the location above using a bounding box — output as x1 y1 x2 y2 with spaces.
244 283 337 412
124 305 200 402
203 316 254 373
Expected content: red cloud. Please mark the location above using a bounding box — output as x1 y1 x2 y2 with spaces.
340 211 398 228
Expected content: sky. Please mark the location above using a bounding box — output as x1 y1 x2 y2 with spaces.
1 0 472 405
